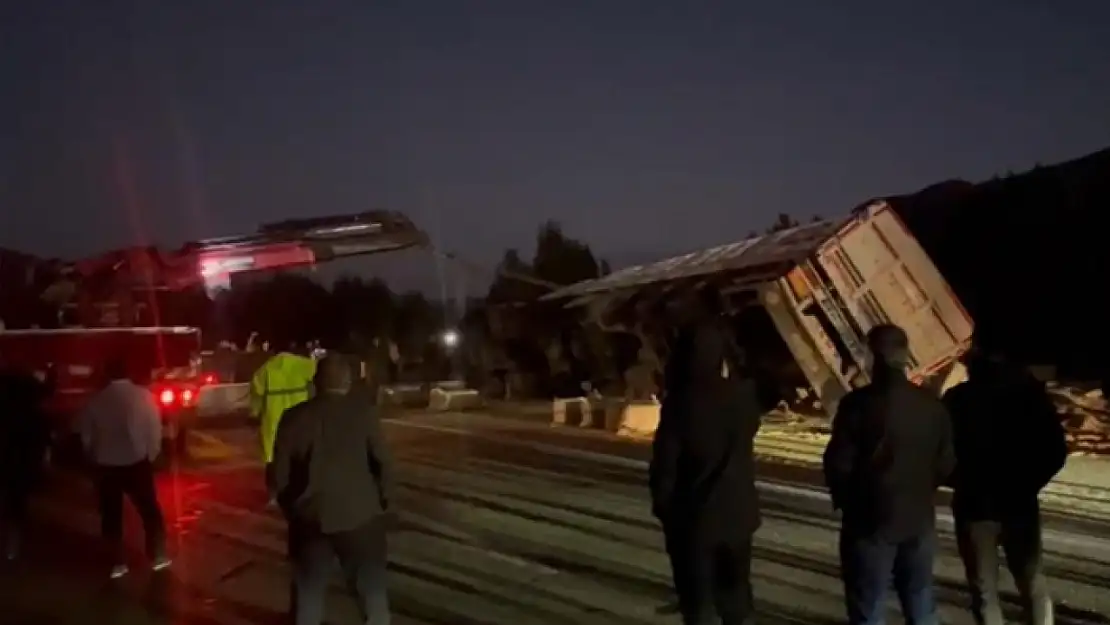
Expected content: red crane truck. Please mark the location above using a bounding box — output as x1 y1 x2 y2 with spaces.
0 211 427 461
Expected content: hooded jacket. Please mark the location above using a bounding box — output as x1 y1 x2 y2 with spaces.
650 317 776 538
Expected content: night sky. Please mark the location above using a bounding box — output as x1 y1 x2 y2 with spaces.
3 1 1108 293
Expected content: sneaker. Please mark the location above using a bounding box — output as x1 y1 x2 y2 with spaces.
110 564 130 579
151 556 172 572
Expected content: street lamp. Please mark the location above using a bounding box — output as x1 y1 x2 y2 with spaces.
439 329 462 383
441 329 460 348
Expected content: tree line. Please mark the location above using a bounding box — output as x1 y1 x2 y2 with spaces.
170 215 820 396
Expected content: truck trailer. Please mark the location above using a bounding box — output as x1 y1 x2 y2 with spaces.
543 201 974 415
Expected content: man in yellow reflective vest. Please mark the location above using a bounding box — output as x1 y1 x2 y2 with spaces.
250 348 317 501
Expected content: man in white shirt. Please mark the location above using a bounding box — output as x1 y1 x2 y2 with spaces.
78 359 171 579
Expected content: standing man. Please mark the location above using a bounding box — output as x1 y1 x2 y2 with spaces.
78 359 170 579
651 289 776 625
944 330 1066 625
271 355 394 625
0 360 53 560
250 346 317 502
824 324 955 625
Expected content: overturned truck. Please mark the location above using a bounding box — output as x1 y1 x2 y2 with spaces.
543 201 974 417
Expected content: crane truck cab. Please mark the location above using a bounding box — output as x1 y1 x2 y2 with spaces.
0 326 208 464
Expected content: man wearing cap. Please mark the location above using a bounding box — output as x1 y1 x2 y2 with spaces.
824 324 955 625
943 329 1065 625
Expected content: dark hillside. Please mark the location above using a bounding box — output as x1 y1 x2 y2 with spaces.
883 147 1110 378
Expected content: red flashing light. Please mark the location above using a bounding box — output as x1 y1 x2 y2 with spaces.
159 389 176 406
181 388 195 404
201 373 218 385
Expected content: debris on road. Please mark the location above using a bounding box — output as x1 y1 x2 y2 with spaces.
1048 384 1109 456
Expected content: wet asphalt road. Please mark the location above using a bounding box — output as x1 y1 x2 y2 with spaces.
2 411 1109 625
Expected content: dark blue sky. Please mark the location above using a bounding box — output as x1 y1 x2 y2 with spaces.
3 1 1108 292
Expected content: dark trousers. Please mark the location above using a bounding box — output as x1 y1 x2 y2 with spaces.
1 474 32 553
840 529 938 625
955 513 1052 625
96 460 167 563
666 526 754 625
288 518 390 625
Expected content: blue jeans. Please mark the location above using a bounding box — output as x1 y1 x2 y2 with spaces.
839 529 939 625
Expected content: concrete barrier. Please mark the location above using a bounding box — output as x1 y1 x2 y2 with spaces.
551 397 595 428
550 396 628 430
428 387 483 411
380 383 429 408
197 382 251 417
615 401 662 438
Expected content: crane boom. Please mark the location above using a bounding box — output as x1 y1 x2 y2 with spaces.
2 209 569 329
17 211 427 327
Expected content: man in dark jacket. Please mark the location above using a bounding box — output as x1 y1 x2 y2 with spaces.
943 331 1065 625
272 355 394 625
0 361 53 560
651 291 777 625
824 324 955 625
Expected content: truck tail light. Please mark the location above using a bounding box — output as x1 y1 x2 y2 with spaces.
157 386 196 408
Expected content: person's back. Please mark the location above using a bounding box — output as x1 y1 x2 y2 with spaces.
655 317 763 531
0 368 51 471
944 358 1065 520
272 355 392 625
251 350 317 501
80 377 161 467
77 360 169 578
829 374 953 539
0 366 52 559
651 296 771 625
275 392 389 533
943 334 1064 625
824 324 954 625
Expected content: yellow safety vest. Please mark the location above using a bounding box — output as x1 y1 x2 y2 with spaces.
250 352 317 463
